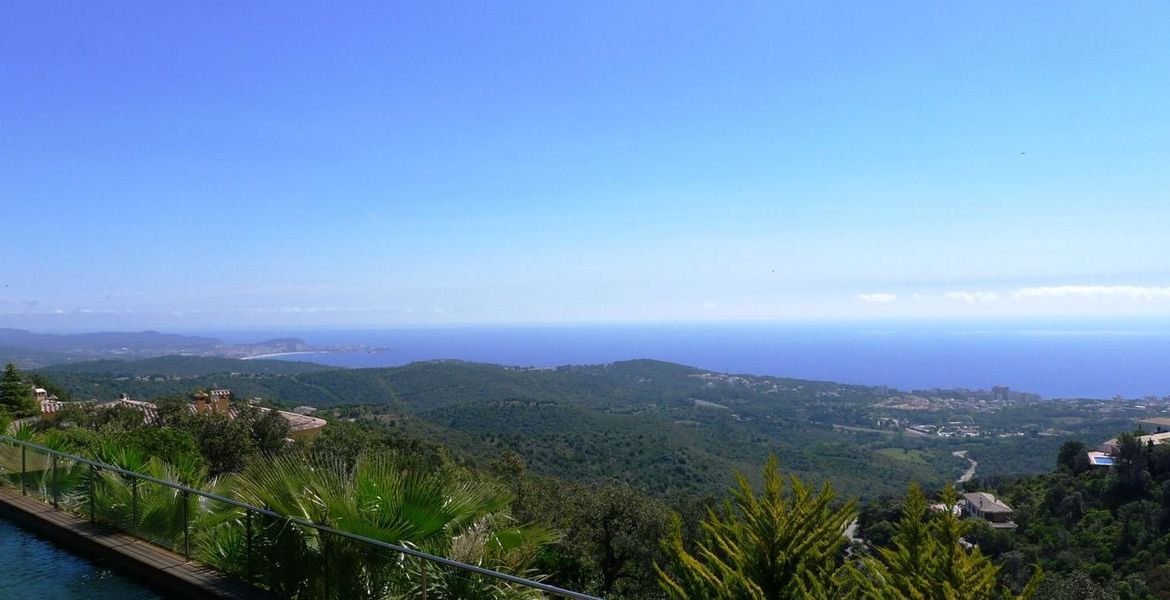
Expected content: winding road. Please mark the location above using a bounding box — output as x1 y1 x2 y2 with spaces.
847 451 978 548
844 451 977 549
953 450 978 483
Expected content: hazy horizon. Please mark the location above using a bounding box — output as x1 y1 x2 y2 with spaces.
14 315 1170 337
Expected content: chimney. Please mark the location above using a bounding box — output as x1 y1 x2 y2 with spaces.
210 389 231 414
193 391 210 413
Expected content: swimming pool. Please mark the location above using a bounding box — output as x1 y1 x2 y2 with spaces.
0 518 161 600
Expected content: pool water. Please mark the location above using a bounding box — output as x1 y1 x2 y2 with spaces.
0 518 161 599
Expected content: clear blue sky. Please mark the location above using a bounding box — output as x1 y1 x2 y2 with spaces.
3 2 1169 330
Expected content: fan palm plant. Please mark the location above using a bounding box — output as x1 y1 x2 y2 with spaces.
198 452 552 600
83 440 209 552
9 426 89 508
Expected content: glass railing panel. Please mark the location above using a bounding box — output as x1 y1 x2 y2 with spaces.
25 446 53 504
421 555 553 600
0 438 594 600
260 513 324 598
339 538 409 600
0 438 20 490
93 468 138 534
51 454 85 517
191 494 242 574
131 477 187 553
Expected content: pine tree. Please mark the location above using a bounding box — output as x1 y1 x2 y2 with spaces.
0 363 38 418
655 455 856 600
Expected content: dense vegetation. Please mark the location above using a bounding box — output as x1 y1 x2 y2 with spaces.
985 437 1170 599
10 359 1170 597
1 396 1041 600
34 356 1102 499
856 436 1170 599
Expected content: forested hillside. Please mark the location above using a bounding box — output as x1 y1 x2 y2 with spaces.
33 356 1134 500
857 435 1170 599
12 359 1170 597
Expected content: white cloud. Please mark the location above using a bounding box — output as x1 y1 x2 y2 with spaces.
857 293 897 304
944 291 1000 304
1013 285 1170 300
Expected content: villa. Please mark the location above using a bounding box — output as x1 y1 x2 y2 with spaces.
1097 430 1170 455
963 492 1016 529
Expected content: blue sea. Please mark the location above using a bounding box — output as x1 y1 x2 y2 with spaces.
208 320 1170 400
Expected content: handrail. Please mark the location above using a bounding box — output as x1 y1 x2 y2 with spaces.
0 434 601 600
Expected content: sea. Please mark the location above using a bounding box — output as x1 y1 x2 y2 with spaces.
207 320 1170 400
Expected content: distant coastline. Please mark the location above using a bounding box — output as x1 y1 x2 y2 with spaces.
246 323 1170 399
241 351 321 360
7 322 1170 399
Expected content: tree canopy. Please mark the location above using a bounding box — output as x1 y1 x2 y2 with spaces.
656 455 855 599
0 363 38 417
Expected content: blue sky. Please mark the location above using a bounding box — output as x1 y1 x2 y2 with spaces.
3 2 1169 330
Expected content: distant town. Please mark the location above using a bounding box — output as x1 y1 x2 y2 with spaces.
686 369 1170 441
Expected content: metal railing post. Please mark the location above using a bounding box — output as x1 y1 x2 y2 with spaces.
328 530 337 599
182 489 190 560
20 445 25 496
323 529 331 599
421 559 428 600
51 454 58 508
89 464 96 525
131 477 138 535
246 508 254 584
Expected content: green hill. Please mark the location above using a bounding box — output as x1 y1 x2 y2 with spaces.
36 355 1104 500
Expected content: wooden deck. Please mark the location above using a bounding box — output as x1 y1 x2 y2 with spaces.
0 485 273 599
